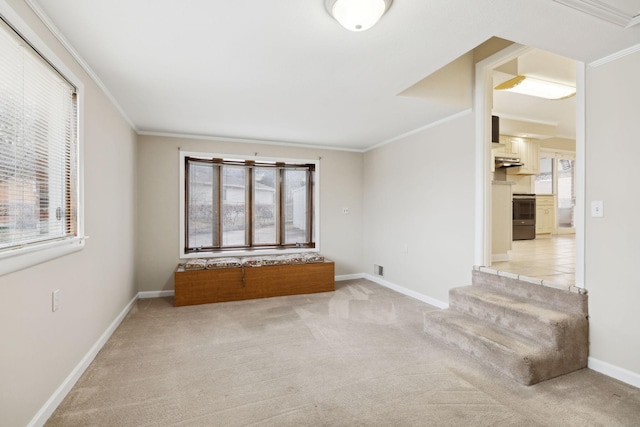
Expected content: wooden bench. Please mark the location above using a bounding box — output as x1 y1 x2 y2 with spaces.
174 256 334 307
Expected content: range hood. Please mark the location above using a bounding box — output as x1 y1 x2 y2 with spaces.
495 156 524 168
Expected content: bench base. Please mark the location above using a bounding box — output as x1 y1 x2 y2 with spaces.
174 261 335 307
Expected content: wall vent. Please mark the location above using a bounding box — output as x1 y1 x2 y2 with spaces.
374 264 384 276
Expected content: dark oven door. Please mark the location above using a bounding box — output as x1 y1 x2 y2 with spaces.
513 196 536 240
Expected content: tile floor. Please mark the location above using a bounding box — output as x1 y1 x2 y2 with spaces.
491 234 576 286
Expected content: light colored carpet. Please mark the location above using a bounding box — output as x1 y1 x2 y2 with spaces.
46 279 640 426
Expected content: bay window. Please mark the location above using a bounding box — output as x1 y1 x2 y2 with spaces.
181 153 318 256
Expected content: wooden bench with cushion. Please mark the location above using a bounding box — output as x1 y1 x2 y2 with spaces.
174 253 335 307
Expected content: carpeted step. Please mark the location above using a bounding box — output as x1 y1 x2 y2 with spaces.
472 270 587 315
449 286 588 351
423 309 583 386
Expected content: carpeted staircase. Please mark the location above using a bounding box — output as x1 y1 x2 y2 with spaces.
424 269 589 385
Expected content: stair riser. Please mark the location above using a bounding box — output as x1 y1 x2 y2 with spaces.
449 289 588 350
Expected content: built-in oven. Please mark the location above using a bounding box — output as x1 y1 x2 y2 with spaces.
513 194 536 240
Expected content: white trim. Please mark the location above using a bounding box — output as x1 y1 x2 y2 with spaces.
363 273 448 309
335 273 365 281
539 147 576 156
27 293 138 427
574 62 586 288
140 130 364 153
552 0 640 28
365 109 472 152
491 253 510 262
474 44 532 268
0 238 85 277
138 290 174 299
590 43 640 68
178 150 321 259
24 0 137 131
588 357 640 389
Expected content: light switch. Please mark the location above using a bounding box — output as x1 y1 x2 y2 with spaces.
591 200 604 218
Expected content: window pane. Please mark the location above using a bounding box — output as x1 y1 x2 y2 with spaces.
534 157 553 194
0 20 77 252
222 166 246 246
187 160 216 249
557 159 575 228
283 169 308 245
253 167 277 244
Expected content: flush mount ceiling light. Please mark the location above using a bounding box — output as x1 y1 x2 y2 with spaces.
325 0 393 32
495 75 576 100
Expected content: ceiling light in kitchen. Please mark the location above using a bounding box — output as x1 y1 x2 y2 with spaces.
495 75 576 100
325 0 393 32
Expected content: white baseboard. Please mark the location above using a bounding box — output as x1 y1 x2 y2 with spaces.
588 357 640 389
28 293 139 427
335 273 365 281
363 273 448 309
491 253 510 262
138 290 174 299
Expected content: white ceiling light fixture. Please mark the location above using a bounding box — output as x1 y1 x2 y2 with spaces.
325 0 393 32
495 75 576 100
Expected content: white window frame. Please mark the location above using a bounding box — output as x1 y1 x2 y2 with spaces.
0 4 85 277
179 150 320 259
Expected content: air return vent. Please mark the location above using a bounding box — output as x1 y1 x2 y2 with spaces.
374 264 384 276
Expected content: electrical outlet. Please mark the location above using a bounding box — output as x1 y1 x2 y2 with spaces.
52 289 60 312
342 207 350 215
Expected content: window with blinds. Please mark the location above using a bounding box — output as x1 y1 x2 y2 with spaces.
183 156 316 254
0 17 78 255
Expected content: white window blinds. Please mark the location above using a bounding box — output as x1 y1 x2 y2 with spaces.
0 17 78 253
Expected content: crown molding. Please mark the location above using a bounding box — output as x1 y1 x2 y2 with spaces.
25 0 137 131
590 43 640 67
553 0 640 28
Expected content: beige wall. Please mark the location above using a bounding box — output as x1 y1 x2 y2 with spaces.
586 50 640 377
540 137 576 152
0 1 138 426
362 112 476 304
136 135 363 292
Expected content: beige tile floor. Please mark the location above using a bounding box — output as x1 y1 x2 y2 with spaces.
491 234 576 286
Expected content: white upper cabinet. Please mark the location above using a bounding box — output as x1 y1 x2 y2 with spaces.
495 136 540 175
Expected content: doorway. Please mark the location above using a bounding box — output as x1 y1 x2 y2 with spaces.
474 43 585 288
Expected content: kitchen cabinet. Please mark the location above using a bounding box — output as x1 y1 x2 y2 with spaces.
536 195 555 234
494 136 519 158
512 138 540 175
495 136 540 175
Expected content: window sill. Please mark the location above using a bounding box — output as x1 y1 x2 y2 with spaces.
0 237 86 277
180 247 318 259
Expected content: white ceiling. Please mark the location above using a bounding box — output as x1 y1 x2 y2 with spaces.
493 49 577 140
29 0 640 150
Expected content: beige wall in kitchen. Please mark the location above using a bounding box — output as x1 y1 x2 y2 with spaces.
136 135 363 292
585 49 640 378
541 137 576 152
0 1 138 426
362 112 476 304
